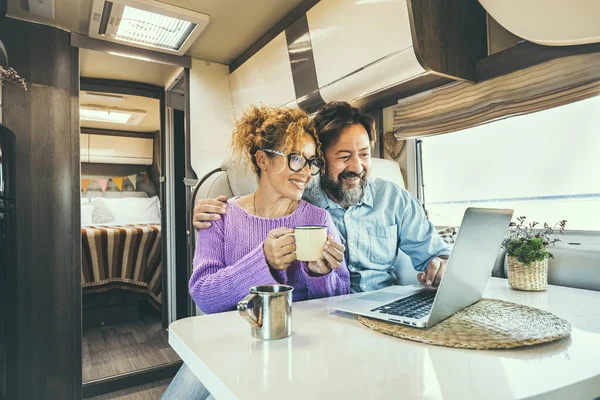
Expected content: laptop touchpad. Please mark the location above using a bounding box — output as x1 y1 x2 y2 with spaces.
358 292 401 302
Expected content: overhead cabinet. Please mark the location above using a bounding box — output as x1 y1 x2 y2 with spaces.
228 32 297 117
228 0 486 111
80 134 153 165
306 0 423 103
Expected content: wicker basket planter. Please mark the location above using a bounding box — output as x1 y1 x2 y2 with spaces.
507 255 548 291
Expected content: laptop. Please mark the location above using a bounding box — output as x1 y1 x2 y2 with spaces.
329 207 514 328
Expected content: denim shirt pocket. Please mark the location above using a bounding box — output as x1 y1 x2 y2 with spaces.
367 225 398 265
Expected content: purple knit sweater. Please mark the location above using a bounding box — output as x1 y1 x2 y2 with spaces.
189 199 350 314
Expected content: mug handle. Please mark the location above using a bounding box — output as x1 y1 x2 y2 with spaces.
237 293 261 328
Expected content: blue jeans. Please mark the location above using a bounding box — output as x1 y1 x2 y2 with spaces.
162 364 212 400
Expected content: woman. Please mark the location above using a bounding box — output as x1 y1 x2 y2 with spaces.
162 106 350 399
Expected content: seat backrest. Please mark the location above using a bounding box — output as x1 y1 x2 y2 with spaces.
370 158 405 188
194 157 405 201
194 159 256 202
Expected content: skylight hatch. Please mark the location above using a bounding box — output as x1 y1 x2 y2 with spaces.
89 0 210 55
80 105 147 125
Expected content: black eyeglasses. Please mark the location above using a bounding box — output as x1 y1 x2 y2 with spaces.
260 149 324 176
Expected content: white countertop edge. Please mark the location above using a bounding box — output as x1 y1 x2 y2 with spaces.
524 375 600 400
169 324 239 400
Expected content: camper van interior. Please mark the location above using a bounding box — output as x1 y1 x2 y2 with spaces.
0 0 599 399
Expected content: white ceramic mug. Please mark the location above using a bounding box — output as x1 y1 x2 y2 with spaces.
292 225 327 262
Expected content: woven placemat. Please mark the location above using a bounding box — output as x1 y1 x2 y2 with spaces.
357 298 571 350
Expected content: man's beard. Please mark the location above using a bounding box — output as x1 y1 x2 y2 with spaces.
321 168 368 209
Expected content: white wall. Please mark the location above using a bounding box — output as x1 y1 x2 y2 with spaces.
189 59 234 179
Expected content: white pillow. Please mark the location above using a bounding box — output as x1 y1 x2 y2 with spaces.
90 198 116 224
101 196 161 224
81 204 94 226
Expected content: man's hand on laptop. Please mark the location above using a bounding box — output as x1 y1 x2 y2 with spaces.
193 196 229 229
417 255 449 290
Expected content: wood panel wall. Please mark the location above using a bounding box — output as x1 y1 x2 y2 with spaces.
408 0 487 82
393 52 600 139
1 18 81 400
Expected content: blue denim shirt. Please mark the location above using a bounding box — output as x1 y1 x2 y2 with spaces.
303 177 451 293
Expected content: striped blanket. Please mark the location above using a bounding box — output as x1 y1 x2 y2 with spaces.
81 224 162 309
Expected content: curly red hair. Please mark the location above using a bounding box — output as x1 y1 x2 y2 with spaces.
230 105 323 176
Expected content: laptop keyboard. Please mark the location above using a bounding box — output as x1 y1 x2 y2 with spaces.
371 290 436 319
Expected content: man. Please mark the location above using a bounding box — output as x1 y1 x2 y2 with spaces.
194 101 450 292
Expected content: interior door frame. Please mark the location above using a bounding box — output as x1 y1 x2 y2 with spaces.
164 71 182 325
79 78 183 398
164 68 195 324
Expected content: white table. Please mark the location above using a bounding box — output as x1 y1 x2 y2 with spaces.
169 278 600 400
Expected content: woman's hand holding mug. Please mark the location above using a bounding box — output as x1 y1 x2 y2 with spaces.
264 228 345 274
307 234 345 275
264 227 296 270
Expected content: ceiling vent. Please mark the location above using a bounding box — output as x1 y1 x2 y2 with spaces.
80 104 147 125
82 92 126 102
27 0 55 19
88 0 210 55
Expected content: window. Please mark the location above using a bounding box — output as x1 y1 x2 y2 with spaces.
419 96 600 231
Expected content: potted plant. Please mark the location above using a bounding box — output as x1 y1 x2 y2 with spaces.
502 217 566 291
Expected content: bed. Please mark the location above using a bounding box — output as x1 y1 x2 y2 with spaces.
81 193 163 310
81 223 162 309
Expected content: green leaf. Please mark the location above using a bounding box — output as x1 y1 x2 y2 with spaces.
502 217 566 265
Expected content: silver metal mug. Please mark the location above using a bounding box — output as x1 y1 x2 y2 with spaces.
237 284 293 340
